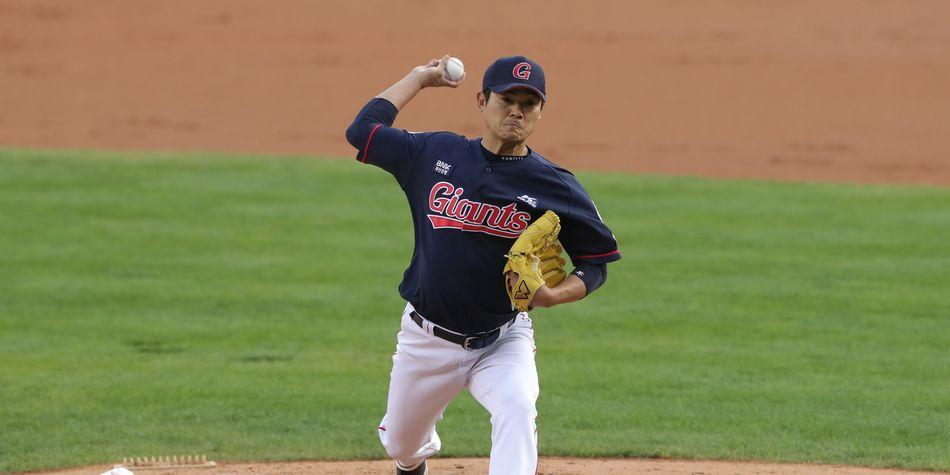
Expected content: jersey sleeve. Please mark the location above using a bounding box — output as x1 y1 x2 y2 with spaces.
345 98 426 187
572 261 608 296
558 174 622 266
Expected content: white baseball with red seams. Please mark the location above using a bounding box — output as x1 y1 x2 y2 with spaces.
445 57 464 82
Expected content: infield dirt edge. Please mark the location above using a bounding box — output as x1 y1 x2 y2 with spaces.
27 456 944 475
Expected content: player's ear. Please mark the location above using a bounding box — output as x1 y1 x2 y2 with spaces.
476 91 487 111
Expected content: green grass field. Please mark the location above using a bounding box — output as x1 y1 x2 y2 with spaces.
1 149 948 473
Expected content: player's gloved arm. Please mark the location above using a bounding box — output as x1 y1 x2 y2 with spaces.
526 262 607 308
529 274 587 308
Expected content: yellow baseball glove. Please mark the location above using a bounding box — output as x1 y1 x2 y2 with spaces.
503 210 567 311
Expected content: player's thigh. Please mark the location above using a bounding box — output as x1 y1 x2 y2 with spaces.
467 316 539 412
383 313 466 434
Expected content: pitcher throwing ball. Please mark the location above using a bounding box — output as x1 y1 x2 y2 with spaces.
345 55 621 474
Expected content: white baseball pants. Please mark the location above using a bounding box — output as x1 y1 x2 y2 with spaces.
378 303 539 474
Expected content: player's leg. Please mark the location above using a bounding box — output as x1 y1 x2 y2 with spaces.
467 314 540 475
379 306 466 470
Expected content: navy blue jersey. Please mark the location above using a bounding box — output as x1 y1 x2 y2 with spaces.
347 98 620 334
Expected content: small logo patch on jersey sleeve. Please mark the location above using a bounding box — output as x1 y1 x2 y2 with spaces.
434 160 453 176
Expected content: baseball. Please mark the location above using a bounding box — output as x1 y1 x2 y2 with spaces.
445 57 464 82
100 468 134 475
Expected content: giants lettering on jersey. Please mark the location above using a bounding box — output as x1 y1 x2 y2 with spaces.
427 181 530 238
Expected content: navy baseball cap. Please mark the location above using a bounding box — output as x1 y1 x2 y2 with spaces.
482 55 547 101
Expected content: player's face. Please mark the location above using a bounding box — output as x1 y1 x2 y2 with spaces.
478 89 543 145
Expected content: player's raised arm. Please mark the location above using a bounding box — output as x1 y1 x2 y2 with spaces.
376 55 465 111
344 56 465 186
345 55 464 152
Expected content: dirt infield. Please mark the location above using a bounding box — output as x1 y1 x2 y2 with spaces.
2 0 949 185
5 2 950 474
33 457 945 475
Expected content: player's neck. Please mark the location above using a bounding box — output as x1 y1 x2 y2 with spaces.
481 136 528 157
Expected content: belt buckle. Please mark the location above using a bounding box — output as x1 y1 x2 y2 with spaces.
462 336 479 350
463 330 499 350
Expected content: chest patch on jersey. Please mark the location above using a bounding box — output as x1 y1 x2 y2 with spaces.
517 194 539 208
433 160 454 177
427 181 531 238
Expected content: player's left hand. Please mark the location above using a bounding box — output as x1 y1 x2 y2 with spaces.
506 242 567 304
503 211 563 311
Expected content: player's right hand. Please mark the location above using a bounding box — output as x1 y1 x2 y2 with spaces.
412 55 465 89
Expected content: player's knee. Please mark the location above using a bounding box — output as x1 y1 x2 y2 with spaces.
383 441 411 461
491 394 538 424
380 429 416 461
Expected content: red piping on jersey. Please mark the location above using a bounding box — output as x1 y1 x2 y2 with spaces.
574 249 620 259
360 124 383 163
427 214 521 238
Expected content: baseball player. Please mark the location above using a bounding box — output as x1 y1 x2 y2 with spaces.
345 55 621 474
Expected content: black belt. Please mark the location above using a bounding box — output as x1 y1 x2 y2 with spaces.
410 311 512 350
